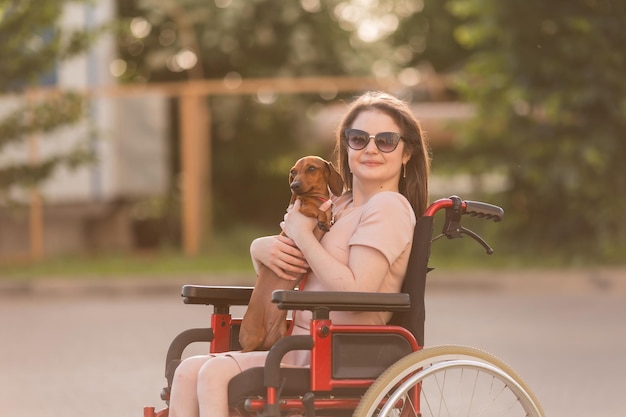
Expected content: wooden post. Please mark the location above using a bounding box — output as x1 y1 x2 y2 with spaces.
198 98 212 248
179 87 206 256
28 133 44 260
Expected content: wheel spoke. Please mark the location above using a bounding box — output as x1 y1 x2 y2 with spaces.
354 346 544 417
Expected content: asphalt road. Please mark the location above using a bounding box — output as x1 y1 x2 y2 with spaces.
1 280 625 417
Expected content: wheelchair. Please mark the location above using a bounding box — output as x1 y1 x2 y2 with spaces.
144 196 544 417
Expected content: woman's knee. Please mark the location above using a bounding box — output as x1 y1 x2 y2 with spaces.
197 356 241 388
173 355 211 386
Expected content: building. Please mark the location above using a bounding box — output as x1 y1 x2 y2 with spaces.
0 1 170 259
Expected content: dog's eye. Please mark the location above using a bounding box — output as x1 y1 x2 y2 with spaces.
290 170 297 177
307 166 316 172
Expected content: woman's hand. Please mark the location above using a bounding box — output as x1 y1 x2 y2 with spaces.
281 199 333 244
250 234 309 281
251 199 332 281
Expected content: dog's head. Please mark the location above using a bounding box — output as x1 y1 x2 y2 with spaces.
288 156 344 199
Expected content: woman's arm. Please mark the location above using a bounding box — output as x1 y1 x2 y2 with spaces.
282 200 391 292
249 234 309 280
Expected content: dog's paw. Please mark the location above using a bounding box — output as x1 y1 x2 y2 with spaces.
317 221 330 232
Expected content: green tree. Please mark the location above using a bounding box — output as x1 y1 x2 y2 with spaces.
116 0 417 229
450 0 626 260
0 1 99 202
393 0 470 81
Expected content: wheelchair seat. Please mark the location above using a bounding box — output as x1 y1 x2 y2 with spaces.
224 289 417 415
228 330 414 406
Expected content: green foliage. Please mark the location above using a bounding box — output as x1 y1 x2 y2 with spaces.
0 1 100 202
393 0 470 74
450 0 626 260
0 0 102 89
209 95 333 228
118 0 379 81
0 92 84 147
116 0 423 229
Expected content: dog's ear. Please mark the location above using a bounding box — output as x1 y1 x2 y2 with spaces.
326 161 344 196
288 167 295 185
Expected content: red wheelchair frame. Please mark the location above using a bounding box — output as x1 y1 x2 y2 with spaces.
144 196 507 417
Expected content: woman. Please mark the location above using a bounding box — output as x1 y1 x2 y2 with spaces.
168 91 430 417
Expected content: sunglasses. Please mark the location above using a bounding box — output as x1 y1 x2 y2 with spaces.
343 128 404 153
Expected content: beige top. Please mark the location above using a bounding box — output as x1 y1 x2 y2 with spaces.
293 190 416 329
226 190 416 369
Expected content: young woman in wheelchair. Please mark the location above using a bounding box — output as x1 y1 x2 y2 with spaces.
168 91 431 417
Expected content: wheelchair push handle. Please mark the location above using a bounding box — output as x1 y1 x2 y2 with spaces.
428 195 504 255
464 200 504 222
424 195 503 221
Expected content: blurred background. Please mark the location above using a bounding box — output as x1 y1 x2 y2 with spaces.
2 3 626 417
1 0 625 278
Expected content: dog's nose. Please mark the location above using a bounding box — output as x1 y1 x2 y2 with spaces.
290 180 302 191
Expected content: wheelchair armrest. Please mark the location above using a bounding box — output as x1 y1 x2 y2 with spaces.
182 285 253 311
272 290 410 317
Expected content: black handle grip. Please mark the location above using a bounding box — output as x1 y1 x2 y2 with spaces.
464 200 504 222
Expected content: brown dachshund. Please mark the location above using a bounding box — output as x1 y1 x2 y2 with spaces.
239 156 344 352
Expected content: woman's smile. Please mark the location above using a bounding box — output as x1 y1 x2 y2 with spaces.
361 159 383 167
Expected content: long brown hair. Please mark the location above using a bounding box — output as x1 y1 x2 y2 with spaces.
333 91 431 216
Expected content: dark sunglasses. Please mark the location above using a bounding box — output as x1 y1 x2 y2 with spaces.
343 128 404 153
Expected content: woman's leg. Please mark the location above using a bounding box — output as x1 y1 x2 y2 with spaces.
197 355 242 417
169 355 212 417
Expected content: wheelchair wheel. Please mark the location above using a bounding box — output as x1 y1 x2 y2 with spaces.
353 345 544 417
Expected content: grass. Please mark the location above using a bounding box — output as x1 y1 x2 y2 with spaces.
1 225 621 281
0 250 255 281
0 243 573 281
0 226 263 281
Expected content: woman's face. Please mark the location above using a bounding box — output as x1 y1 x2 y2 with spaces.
347 109 408 192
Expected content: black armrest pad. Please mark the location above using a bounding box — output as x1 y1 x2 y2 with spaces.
182 285 253 306
272 290 410 312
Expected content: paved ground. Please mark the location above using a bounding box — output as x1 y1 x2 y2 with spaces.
1 267 625 417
